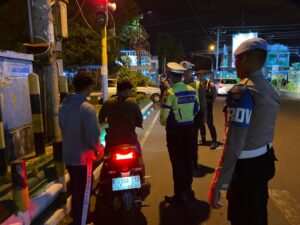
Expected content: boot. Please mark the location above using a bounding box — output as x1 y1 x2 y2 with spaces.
210 140 218 150
199 137 207 145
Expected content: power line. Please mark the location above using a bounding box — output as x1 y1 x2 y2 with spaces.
75 0 97 33
144 17 197 27
186 0 214 41
70 0 87 21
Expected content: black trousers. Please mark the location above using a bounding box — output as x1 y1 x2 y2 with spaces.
166 125 196 197
67 163 93 225
199 102 217 141
227 148 276 225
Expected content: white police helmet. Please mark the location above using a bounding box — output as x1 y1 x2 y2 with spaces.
167 62 187 74
180 61 195 70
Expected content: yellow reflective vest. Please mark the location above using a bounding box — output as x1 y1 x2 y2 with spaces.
160 82 199 127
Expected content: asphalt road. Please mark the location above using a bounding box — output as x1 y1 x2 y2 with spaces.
87 96 300 225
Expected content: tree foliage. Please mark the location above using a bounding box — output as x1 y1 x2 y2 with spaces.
117 65 152 88
59 22 101 67
0 0 146 75
155 33 185 72
62 0 146 73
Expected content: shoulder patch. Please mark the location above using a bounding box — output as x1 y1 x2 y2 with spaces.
226 88 254 127
228 84 247 103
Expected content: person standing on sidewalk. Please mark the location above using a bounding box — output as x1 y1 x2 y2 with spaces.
199 77 218 149
59 72 101 225
181 61 207 170
208 38 280 225
161 62 199 205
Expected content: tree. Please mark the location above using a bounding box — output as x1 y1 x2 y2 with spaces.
155 33 185 72
59 22 101 67
0 0 146 75
0 0 29 51
64 0 147 73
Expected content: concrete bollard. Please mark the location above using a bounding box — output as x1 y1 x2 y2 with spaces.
0 93 8 176
11 160 30 224
28 73 45 156
58 76 68 104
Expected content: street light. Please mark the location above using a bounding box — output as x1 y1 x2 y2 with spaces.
209 44 216 51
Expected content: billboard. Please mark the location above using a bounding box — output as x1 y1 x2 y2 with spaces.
232 32 258 67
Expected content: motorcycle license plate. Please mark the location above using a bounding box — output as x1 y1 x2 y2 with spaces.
112 176 141 191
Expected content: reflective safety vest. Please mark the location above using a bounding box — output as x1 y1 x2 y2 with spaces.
188 80 200 97
160 82 199 127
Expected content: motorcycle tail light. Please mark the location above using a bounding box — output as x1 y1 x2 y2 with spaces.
112 150 137 162
115 152 134 160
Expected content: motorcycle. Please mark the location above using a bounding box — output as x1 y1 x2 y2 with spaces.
98 144 150 225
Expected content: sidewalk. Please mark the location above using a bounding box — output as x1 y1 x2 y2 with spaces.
280 90 300 100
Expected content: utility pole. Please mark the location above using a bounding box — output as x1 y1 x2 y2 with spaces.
216 26 220 75
29 0 61 144
96 0 116 101
102 25 109 101
28 0 66 197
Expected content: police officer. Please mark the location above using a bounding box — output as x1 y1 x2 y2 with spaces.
161 62 199 205
199 77 218 149
180 61 207 170
208 38 280 225
159 74 170 101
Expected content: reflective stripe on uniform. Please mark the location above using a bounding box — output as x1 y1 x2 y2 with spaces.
161 104 172 110
175 90 196 97
239 143 272 159
160 82 199 126
81 162 92 225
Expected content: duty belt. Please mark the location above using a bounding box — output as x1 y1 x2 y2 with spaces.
239 143 272 159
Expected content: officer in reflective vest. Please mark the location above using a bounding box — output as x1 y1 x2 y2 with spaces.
161 62 199 205
180 61 207 170
208 38 280 225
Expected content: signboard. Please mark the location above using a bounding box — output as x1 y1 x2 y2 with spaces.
3 60 32 78
232 32 258 67
0 58 32 130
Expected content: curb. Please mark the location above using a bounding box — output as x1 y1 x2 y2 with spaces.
280 90 300 100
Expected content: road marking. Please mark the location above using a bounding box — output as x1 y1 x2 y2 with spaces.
140 110 160 148
269 189 300 225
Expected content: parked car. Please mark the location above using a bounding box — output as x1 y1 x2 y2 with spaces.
215 78 238 95
108 79 161 102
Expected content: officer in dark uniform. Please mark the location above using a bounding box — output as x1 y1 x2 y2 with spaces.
159 74 170 101
180 61 207 170
161 62 199 205
208 38 280 225
199 77 218 149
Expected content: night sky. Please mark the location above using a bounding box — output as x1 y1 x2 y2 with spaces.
136 0 300 54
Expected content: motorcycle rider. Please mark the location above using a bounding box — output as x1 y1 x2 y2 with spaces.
98 78 145 177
